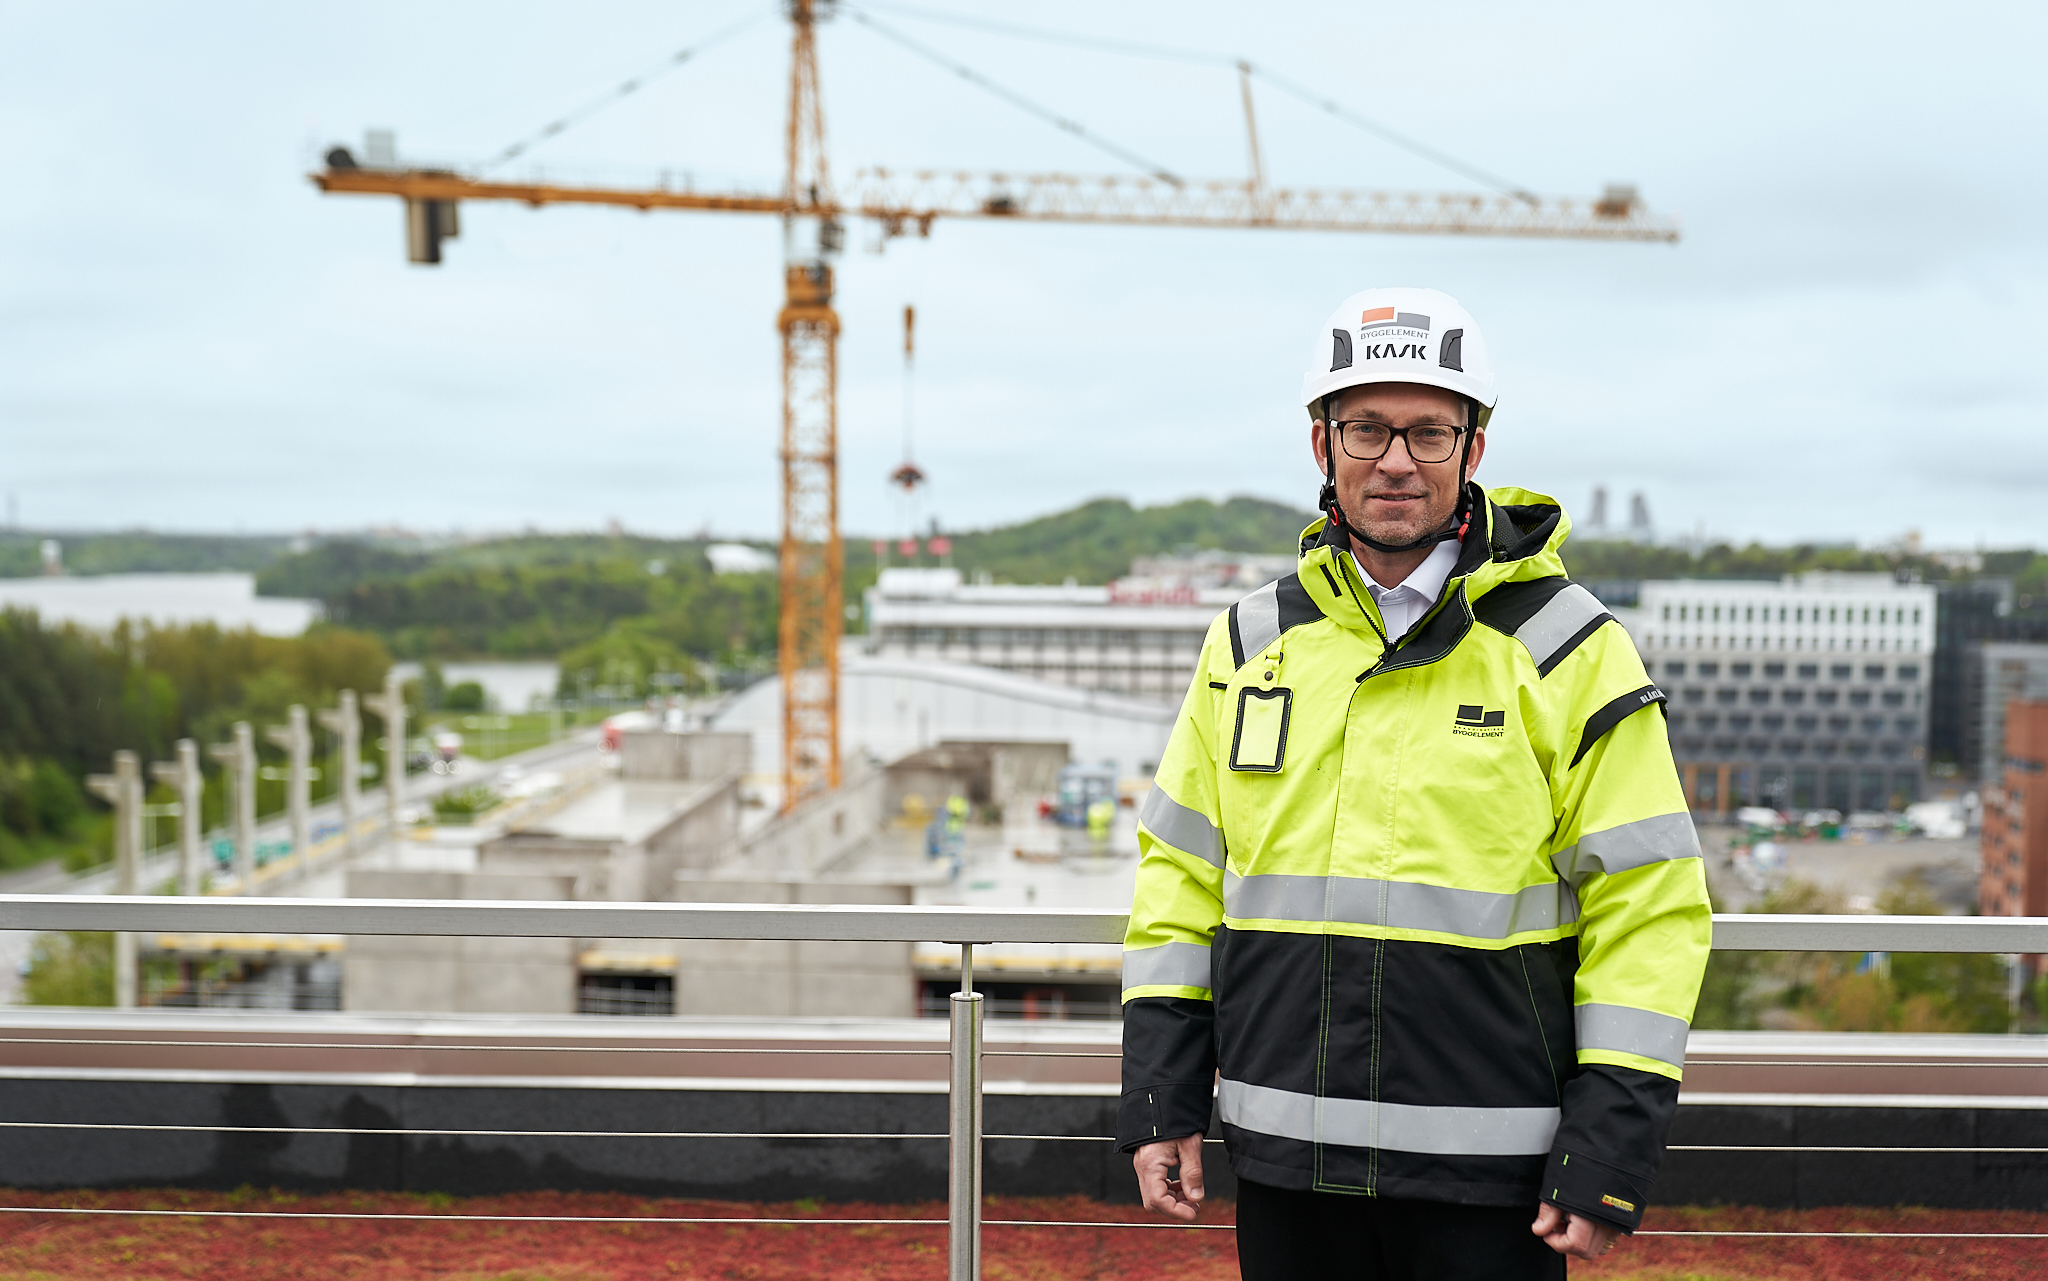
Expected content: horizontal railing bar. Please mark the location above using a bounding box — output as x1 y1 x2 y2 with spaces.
0 1037 947 1056
0 895 1127 943
0 1036 1121 1059
0 1121 950 1139
0 1207 944 1225
9 896 2048 951
1708 913 2048 951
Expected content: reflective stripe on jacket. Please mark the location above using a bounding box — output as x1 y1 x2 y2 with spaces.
1116 484 1711 1233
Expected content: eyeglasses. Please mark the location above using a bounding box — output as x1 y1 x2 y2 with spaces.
1330 420 1467 464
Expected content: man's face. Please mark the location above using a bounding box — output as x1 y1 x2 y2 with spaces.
1309 382 1485 547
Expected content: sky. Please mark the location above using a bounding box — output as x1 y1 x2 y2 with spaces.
2 1 2045 549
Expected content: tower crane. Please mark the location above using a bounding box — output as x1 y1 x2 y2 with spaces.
313 0 1679 811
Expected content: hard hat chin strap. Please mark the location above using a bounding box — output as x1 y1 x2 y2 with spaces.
1319 398 1478 555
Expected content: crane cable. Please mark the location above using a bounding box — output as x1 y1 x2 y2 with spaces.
843 8 1184 188
479 8 773 174
859 2 1538 204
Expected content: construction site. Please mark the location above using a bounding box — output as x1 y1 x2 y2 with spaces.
4 1 2048 1277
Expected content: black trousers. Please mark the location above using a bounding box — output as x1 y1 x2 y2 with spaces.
1235 1178 1567 1280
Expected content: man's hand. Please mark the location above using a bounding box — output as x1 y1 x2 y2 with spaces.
1133 1134 1206 1221
1531 1202 1621 1259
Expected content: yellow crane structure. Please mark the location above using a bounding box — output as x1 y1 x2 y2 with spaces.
313 0 1678 811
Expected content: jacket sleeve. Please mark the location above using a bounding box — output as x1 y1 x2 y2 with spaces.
1539 630 1711 1232
1116 621 1230 1153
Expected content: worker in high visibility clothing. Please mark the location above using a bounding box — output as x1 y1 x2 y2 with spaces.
1119 287 1710 1279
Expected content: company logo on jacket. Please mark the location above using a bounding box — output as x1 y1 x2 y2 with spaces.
1453 705 1507 738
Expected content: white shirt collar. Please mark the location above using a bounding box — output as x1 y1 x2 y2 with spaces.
1350 537 1462 603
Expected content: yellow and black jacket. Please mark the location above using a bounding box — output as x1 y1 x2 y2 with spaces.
1117 485 1710 1233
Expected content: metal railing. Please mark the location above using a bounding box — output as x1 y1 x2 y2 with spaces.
7 894 2048 1274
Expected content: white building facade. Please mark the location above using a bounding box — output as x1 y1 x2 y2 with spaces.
862 568 1243 704
1619 573 1937 814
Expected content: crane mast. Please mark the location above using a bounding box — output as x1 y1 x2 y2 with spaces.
777 0 843 807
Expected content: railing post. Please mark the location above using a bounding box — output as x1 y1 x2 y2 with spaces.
948 941 983 1281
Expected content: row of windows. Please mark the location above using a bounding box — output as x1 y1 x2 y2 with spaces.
1664 661 1918 682
1649 634 1922 653
1671 736 1916 760
1679 686 1914 709
1660 602 1923 626
880 627 1206 650
1671 711 1918 735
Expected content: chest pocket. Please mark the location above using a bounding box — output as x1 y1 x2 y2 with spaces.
1229 686 1293 773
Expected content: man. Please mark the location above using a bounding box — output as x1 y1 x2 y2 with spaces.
1118 287 1710 1279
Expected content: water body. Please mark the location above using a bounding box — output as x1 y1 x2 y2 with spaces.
0 573 319 635
392 661 561 712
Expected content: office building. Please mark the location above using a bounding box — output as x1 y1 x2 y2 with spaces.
1625 573 1936 813
1980 700 2048 920
1964 644 2048 786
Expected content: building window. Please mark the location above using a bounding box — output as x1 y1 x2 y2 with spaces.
1762 714 1785 731
1665 662 1686 678
1829 607 1838 623
1730 714 1753 731
1829 664 1852 680
1698 713 1720 731
1781 689 1806 707
1862 664 1882 681
1748 688 1770 705
1849 689 1871 707
1764 662 1785 679
1896 716 1919 735
1862 715 1885 734
1795 715 1819 732
1828 715 1851 733
1668 712 1688 729
1898 664 1919 680
1815 689 1838 707
1797 663 1819 679
1882 690 1905 708
1732 662 1752 678
1914 608 1922 624
1715 688 1738 705
1698 661 1720 678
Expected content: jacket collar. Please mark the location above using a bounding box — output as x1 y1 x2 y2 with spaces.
1296 483 1573 674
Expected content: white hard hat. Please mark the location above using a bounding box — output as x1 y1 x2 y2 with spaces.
1301 286 1497 430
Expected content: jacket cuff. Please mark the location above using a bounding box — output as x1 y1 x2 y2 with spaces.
1115 1081 1214 1153
1540 1146 1648 1233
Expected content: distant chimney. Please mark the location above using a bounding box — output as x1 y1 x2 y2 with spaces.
1587 486 1608 535
1627 492 1653 543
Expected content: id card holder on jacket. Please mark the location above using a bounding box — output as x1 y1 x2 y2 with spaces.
1229 686 1292 773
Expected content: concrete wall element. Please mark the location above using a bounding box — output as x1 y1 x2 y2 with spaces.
884 740 1070 821
646 775 742 880
476 775 742 900
343 871 578 1015
721 759 889 879
620 730 751 783
664 880 916 1018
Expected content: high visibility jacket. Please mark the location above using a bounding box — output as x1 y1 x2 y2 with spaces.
1117 485 1710 1233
